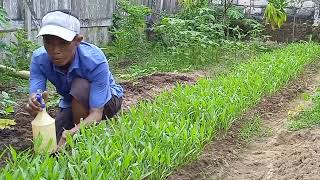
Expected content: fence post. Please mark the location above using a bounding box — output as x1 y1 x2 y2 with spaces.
314 3 320 27
24 0 32 40
160 0 164 11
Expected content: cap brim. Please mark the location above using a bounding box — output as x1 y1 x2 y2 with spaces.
37 25 76 41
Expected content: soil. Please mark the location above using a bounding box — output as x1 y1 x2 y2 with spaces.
121 72 205 109
167 62 320 179
264 20 320 43
0 72 203 167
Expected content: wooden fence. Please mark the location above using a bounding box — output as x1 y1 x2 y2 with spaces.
1 0 114 45
0 0 318 45
130 0 179 12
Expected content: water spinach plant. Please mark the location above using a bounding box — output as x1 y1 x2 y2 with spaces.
1 43 320 179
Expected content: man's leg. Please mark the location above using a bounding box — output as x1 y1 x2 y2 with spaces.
103 95 123 119
70 78 90 125
70 77 123 123
55 108 74 141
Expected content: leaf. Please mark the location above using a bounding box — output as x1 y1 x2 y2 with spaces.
68 163 77 179
227 7 244 20
264 1 287 29
2 91 9 99
0 6 9 28
5 106 14 113
0 119 16 129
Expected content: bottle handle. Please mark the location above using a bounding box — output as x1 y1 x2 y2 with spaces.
36 89 46 109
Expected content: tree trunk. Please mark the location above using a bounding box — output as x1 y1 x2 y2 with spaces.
0 65 30 79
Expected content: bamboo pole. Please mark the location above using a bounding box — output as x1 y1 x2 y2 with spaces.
0 65 30 79
24 0 32 40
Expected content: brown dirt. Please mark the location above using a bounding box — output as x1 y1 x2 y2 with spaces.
264 20 320 43
120 72 204 109
0 71 204 167
168 62 320 179
0 103 57 153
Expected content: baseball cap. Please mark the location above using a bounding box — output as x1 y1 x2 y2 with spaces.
37 10 80 41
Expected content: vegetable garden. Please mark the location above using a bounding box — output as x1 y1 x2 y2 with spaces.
1 0 320 179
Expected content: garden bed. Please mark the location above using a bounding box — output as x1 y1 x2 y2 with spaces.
1 43 320 179
0 72 202 167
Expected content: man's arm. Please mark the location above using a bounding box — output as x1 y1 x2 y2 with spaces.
26 53 47 117
75 61 111 126
69 107 103 133
57 107 103 148
58 62 111 147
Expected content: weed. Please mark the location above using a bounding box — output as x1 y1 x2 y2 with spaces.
288 93 320 130
3 30 39 71
0 91 16 117
239 116 271 143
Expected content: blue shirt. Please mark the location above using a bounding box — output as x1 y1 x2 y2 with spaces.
29 42 124 109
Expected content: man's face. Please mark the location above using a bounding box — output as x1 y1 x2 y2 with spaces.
43 35 78 67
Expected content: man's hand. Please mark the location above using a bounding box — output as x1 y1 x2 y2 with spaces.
57 127 79 150
25 91 49 117
56 109 103 151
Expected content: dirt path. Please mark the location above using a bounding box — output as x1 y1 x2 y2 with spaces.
168 63 320 180
218 75 320 180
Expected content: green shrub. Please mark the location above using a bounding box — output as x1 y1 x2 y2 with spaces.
154 5 263 52
3 29 39 71
0 6 8 28
0 91 16 117
0 6 9 53
109 1 151 59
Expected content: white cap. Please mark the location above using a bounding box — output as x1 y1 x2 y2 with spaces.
37 11 80 41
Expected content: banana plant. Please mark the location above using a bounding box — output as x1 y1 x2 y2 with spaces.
264 0 287 29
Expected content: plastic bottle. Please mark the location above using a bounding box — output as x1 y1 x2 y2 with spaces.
31 90 57 153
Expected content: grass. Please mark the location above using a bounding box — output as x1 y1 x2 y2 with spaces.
288 92 320 130
0 72 28 89
239 116 271 143
106 41 275 80
1 42 319 179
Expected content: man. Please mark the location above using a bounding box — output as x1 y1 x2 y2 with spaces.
25 10 124 147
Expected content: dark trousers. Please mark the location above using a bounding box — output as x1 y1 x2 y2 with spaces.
55 78 122 141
